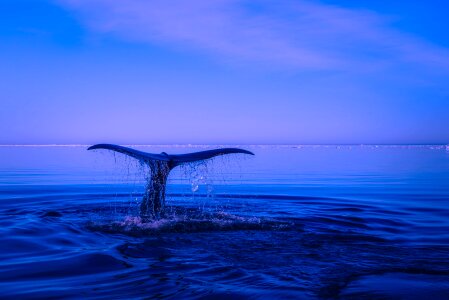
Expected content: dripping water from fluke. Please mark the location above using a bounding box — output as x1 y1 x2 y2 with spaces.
87 144 254 221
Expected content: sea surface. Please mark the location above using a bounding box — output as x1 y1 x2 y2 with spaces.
0 145 449 299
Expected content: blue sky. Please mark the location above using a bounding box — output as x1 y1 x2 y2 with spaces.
1 0 448 144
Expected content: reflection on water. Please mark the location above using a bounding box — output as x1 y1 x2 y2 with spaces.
0 145 449 299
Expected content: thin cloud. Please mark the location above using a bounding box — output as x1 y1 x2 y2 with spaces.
58 0 449 71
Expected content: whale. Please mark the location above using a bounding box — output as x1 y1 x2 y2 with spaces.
88 144 254 218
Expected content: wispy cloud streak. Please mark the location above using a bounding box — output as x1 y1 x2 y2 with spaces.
58 0 449 71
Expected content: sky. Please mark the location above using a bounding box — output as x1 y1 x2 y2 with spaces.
1 0 448 145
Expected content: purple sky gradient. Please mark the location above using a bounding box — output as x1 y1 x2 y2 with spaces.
1 0 448 144
59 0 449 70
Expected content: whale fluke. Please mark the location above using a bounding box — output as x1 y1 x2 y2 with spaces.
88 144 254 217
87 144 171 162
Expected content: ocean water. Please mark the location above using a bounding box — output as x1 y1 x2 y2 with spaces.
0 145 449 299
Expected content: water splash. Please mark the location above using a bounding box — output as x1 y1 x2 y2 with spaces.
86 210 293 236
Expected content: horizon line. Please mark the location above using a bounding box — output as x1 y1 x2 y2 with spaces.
0 144 447 147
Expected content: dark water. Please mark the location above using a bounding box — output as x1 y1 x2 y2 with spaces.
1 145 449 299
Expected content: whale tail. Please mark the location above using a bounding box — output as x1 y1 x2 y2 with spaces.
88 144 254 217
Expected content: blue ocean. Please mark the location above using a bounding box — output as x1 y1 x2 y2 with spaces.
1 145 449 299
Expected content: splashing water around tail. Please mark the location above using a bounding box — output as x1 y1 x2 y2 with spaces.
88 144 254 218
